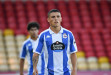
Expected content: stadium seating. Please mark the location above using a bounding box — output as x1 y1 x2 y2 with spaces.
0 0 111 72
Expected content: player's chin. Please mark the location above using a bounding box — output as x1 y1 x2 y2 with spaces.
32 35 36 38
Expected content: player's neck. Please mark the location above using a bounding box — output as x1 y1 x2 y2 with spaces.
50 26 61 34
31 36 38 41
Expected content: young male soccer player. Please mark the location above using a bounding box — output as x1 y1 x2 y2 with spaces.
20 22 45 75
33 9 77 75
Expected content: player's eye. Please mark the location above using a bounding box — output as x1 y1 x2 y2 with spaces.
51 16 55 18
57 16 60 18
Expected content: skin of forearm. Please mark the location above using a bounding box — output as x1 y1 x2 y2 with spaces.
20 59 24 75
70 53 77 75
32 53 39 70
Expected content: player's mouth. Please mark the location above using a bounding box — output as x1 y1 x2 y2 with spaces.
54 22 58 24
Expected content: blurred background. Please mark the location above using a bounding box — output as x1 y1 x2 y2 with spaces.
0 0 111 75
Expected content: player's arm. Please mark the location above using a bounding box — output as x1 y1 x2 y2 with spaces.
20 59 25 75
33 33 44 75
32 53 39 75
19 43 27 75
70 53 77 75
69 32 78 75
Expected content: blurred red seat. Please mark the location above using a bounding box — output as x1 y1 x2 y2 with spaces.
82 16 91 22
62 22 71 30
96 51 106 58
39 17 47 23
102 10 110 16
95 45 105 52
58 0 65 5
105 22 111 28
38 11 46 17
83 22 92 29
18 17 27 24
91 29 99 34
104 40 111 47
7 17 16 24
15 29 25 35
8 22 17 30
17 11 26 17
103 33 110 40
92 15 102 22
26 1 33 5
0 17 5 24
93 40 103 46
47 0 56 11
36 0 44 5
62 16 70 23
86 51 95 58
40 22 49 30
16 5 24 12
72 22 82 29
27 11 36 17
28 17 38 22
84 45 93 52
81 34 90 40
103 15 111 22
107 51 111 58
0 23 6 30
77 45 83 51
82 40 92 46
26 5 35 11
15 1 23 5
36 3 45 11
47 5 56 11
106 46 111 52
18 22 27 30
6 11 15 17
94 21 104 29
69 10 79 16
4 1 12 5
71 16 80 22
5 5 13 12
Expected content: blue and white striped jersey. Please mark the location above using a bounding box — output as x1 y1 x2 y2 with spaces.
34 27 77 75
20 38 45 75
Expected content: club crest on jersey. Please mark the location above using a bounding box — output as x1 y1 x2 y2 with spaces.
63 33 67 38
28 43 31 46
46 35 50 38
51 41 65 51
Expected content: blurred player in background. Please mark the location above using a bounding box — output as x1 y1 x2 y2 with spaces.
20 22 45 75
33 9 77 75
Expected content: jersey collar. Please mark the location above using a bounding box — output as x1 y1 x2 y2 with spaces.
29 37 37 42
49 26 63 34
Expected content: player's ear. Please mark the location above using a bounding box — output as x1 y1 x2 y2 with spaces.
47 18 50 22
61 17 62 22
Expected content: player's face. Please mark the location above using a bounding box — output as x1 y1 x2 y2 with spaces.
29 27 38 38
47 12 62 28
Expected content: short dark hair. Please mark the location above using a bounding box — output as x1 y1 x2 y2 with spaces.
48 9 61 17
27 22 40 31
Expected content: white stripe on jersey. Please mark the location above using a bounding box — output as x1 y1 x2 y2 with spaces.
52 33 63 74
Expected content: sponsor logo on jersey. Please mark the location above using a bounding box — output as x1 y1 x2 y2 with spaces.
51 41 65 50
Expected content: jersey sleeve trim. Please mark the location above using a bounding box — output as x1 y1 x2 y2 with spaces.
34 51 41 55
20 57 25 59
69 50 77 54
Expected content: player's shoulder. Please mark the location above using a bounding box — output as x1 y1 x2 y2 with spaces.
22 38 31 45
63 28 73 34
39 29 49 36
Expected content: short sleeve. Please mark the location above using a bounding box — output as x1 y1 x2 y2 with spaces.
69 33 78 54
33 33 44 54
20 43 27 59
